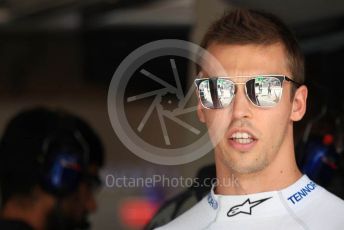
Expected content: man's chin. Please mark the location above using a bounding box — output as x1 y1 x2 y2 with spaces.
224 155 267 174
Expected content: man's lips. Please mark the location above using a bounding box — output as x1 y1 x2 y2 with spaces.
227 129 258 152
228 138 257 152
227 129 257 140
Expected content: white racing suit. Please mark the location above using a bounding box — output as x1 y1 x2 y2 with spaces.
156 175 344 230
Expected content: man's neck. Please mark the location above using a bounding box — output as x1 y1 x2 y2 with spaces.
1 193 55 230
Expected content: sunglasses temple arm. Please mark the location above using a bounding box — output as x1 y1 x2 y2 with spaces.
285 76 302 87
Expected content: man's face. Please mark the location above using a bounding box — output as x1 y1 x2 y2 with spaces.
46 165 100 230
61 180 97 225
197 43 306 174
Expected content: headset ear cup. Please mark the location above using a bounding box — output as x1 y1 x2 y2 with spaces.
43 152 82 196
40 118 91 196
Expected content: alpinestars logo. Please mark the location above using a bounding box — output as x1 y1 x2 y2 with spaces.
227 197 271 217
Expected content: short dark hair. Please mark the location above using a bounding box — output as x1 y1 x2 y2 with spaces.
0 107 104 205
200 8 304 84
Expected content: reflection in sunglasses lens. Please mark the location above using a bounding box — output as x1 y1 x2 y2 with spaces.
199 79 234 109
199 80 214 109
217 79 234 108
252 77 282 107
198 76 283 109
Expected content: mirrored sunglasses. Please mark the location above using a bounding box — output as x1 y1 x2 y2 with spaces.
194 75 301 109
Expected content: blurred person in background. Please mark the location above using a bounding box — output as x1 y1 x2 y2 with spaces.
0 107 104 230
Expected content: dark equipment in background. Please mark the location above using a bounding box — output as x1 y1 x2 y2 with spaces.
296 103 344 193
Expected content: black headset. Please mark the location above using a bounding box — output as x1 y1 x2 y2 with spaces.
38 116 91 197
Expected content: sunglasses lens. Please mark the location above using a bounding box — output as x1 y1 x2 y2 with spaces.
247 76 283 107
198 78 234 109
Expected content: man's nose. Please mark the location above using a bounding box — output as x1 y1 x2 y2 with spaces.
231 85 253 119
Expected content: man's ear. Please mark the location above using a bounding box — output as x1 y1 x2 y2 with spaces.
290 85 308 121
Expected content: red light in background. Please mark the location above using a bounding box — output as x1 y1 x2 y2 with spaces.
323 134 334 145
119 198 159 229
